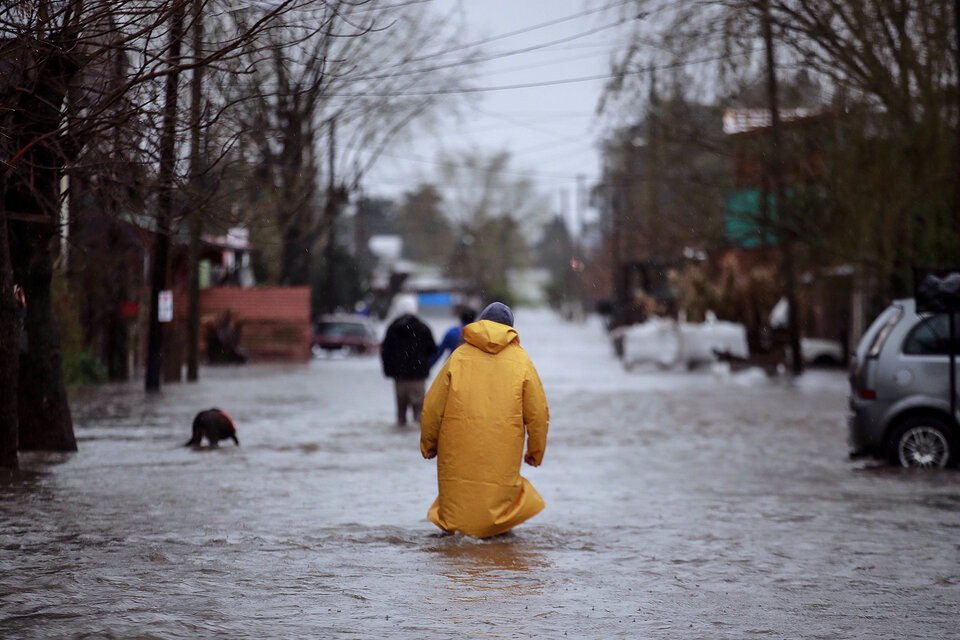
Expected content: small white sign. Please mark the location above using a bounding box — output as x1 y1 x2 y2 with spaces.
158 290 173 323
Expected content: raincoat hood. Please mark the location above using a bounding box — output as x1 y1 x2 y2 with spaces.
463 319 518 355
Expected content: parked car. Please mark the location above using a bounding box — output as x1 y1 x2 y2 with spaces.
311 314 379 356
848 298 959 468
800 338 845 367
770 297 846 367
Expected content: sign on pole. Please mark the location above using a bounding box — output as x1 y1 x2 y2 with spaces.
158 290 173 323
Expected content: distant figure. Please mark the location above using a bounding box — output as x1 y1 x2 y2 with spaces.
420 302 549 538
429 307 476 367
205 311 248 364
186 408 239 447
14 284 27 353
380 296 437 427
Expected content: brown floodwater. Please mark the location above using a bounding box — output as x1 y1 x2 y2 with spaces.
2 310 958 639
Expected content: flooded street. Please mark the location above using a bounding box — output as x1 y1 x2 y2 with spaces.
2 309 959 639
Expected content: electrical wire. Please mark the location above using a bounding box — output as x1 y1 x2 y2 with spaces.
471 106 588 144
324 49 757 97
388 0 636 67
470 47 623 79
373 150 599 182
345 17 632 83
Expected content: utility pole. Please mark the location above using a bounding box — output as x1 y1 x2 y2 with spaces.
954 0 960 261
186 0 204 382
761 0 803 375
146 0 186 392
573 174 587 319
647 70 662 261
322 117 338 314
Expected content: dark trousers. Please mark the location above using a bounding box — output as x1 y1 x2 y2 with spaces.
394 378 426 425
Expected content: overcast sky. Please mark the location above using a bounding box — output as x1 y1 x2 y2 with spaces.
361 0 638 232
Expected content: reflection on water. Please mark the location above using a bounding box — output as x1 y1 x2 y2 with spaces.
2 311 959 639
428 535 549 598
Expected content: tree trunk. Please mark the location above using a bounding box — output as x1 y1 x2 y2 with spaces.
954 0 960 262
186 0 204 382
146 1 186 392
280 225 311 286
321 118 339 313
0 176 19 470
5 50 77 451
12 220 76 451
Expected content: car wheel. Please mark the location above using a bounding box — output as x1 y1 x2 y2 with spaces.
888 415 956 468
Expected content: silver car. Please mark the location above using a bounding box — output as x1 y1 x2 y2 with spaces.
848 298 959 468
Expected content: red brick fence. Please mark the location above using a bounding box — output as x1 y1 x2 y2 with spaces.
198 286 311 362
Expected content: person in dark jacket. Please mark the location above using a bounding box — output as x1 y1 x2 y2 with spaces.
381 297 437 426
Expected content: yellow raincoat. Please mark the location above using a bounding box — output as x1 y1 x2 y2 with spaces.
420 319 549 537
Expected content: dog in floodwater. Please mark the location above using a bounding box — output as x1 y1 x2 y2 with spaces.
186 408 239 447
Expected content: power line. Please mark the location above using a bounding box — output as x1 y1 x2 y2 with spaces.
345 17 632 83
373 149 598 182
390 0 636 67
510 137 595 158
433 113 596 139
223 47 757 102
472 106 588 144
324 49 757 97
471 48 622 79
340 28 727 86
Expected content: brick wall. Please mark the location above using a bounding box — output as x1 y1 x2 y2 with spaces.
199 287 311 362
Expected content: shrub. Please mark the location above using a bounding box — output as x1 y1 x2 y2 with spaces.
65 349 108 386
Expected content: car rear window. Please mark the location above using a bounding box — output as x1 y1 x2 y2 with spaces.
318 322 368 338
902 313 960 355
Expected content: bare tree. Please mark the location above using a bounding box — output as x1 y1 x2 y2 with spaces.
608 0 957 266
225 0 475 290
0 0 321 465
600 0 958 351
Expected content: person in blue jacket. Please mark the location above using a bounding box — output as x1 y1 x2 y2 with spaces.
429 307 476 367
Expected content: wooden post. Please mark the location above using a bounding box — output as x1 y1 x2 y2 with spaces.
186 0 204 382
146 1 186 392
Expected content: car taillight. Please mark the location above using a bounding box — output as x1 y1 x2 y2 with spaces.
867 306 904 358
859 389 877 400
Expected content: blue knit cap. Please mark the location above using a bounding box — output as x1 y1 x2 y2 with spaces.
478 302 514 327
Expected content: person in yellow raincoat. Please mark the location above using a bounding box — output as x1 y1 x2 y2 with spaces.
420 302 549 538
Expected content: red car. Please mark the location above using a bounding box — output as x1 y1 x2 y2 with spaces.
311 314 380 356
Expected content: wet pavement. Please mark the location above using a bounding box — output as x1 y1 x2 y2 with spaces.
2 309 959 639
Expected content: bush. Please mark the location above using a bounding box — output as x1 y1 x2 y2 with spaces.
64 349 108 386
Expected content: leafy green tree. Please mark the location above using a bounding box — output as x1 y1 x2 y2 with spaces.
437 150 548 302
398 185 453 266
311 240 366 317
536 215 575 309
